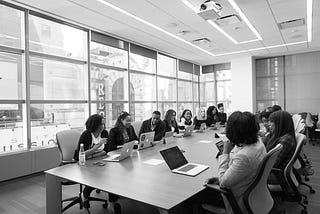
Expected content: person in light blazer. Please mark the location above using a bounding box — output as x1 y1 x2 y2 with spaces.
190 111 266 214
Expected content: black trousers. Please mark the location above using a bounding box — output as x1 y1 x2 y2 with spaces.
83 186 118 202
186 187 225 214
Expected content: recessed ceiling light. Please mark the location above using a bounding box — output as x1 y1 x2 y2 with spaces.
95 0 215 57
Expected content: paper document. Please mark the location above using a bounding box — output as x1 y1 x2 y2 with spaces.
144 159 165 165
198 140 213 144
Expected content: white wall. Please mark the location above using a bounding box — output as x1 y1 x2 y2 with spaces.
231 56 256 112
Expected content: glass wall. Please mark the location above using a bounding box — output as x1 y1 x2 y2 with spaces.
0 2 201 153
0 4 26 153
256 57 284 112
200 64 232 114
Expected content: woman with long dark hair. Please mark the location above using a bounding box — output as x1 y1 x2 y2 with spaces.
164 109 179 133
206 105 219 127
109 111 139 151
74 114 121 214
264 110 296 170
179 109 193 128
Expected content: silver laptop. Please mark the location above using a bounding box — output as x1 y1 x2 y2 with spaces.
164 131 174 144
160 146 209 176
138 131 155 150
175 125 195 137
195 123 206 133
103 141 135 162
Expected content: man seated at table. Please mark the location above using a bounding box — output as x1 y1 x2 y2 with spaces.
139 111 166 141
217 103 227 125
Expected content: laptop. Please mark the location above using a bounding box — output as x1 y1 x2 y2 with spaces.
138 131 155 150
103 141 135 162
160 146 209 176
195 123 206 133
175 125 195 137
164 131 174 144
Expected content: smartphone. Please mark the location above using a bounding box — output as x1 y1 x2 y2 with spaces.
215 140 224 153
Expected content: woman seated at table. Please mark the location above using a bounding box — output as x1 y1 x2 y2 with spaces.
206 105 219 127
264 110 296 187
190 111 266 214
109 111 139 151
74 114 121 214
164 109 179 133
179 109 193 129
193 107 207 130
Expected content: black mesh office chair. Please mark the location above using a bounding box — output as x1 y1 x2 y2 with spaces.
56 130 108 213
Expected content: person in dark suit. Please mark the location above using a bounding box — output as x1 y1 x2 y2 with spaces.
74 114 121 214
206 105 219 127
163 109 179 133
139 111 165 141
217 103 227 125
109 111 139 151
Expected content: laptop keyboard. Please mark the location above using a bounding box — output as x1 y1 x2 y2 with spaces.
178 164 197 172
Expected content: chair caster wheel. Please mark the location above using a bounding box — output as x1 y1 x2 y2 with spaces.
96 189 101 193
310 189 315 194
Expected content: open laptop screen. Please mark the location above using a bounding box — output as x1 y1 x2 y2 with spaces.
160 146 188 170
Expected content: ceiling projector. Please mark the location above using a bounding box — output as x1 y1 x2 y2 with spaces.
197 0 222 20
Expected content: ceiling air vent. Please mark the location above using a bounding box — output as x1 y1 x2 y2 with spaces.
278 18 305 30
192 38 211 45
215 14 241 26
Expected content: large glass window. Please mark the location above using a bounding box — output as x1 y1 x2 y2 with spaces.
29 15 87 60
30 57 86 100
157 77 176 102
256 57 284 112
130 53 156 74
130 102 157 122
0 4 24 48
90 37 129 128
157 54 176 77
200 73 215 107
216 70 232 113
130 73 156 101
0 53 24 100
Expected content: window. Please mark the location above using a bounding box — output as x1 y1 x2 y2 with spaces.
129 47 156 121
256 57 284 112
200 73 215 107
216 69 232 113
29 15 88 148
0 5 26 153
29 15 87 60
30 57 86 100
157 54 176 77
0 4 24 48
130 53 156 74
157 77 176 102
90 36 129 128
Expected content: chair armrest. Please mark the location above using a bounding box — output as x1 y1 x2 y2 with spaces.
61 160 77 165
205 184 228 195
205 184 244 214
271 168 283 174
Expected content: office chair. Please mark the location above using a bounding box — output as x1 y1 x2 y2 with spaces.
56 130 109 213
293 134 315 194
268 134 309 214
204 144 283 214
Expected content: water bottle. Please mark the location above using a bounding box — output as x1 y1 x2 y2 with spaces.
79 144 86 166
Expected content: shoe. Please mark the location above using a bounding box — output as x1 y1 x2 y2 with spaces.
81 192 90 209
114 202 121 214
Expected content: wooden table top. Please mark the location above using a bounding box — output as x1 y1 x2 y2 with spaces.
46 129 223 210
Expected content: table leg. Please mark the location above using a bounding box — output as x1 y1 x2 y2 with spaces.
46 173 62 214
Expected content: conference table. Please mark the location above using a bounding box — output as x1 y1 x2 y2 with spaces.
45 129 223 214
